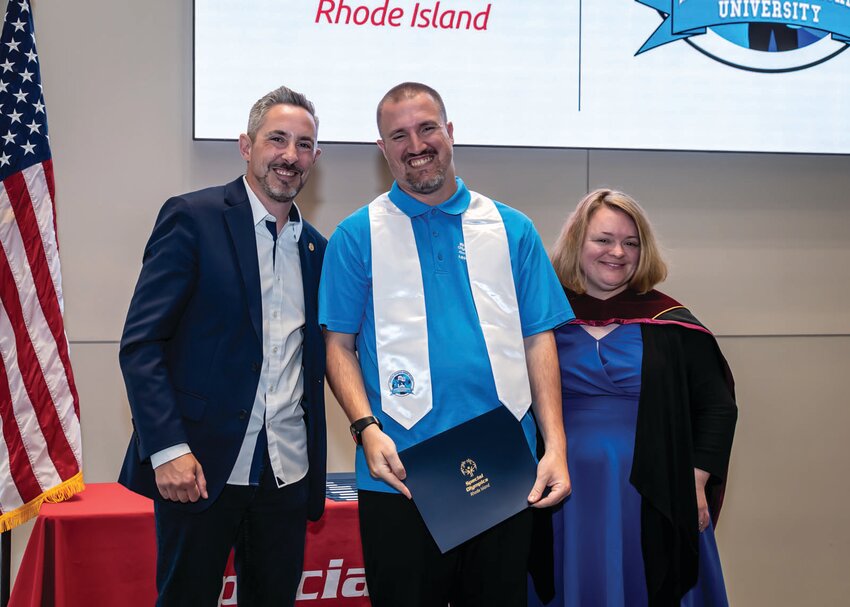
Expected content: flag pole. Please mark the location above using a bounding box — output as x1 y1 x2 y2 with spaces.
1 529 10 607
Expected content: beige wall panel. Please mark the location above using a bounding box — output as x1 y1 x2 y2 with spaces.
35 0 192 342
9 518 34 586
587 150 850 335
72 343 134 483
665 247 850 335
325 383 356 473
716 335 850 605
306 144 391 232
452 146 589 248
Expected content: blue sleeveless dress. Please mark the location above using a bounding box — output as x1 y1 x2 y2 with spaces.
529 323 729 607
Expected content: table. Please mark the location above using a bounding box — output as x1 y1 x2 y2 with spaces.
9 482 369 606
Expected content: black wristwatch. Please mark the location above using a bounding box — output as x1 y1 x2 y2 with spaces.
350 416 382 445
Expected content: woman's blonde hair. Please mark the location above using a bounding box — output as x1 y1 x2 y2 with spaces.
551 188 667 294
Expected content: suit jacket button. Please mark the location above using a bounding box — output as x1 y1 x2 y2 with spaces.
251 362 260 372
238 410 248 420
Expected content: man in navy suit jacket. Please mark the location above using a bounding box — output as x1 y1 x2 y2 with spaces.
119 86 327 606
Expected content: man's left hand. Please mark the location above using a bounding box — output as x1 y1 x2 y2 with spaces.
528 449 571 508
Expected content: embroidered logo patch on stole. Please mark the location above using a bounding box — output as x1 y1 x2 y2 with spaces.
389 370 414 396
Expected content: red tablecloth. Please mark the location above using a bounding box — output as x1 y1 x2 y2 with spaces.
9 483 369 606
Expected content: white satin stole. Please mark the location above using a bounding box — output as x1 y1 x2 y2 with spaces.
368 191 531 430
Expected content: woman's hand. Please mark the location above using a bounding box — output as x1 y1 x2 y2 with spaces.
695 467 710 532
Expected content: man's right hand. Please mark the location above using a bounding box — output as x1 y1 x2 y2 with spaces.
154 453 209 503
361 425 412 499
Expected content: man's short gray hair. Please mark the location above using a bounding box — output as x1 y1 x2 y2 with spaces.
246 86 318 141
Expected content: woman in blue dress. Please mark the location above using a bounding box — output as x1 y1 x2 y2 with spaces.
529 189 737 607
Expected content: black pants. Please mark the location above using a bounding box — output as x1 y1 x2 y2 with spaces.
359 490 533 607
154 464 308 606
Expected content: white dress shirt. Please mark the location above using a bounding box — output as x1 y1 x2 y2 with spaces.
151 178 308 488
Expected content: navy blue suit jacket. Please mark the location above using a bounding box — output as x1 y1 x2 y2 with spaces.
118 177 327 521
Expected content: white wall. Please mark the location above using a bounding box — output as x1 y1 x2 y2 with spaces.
6 1 849 603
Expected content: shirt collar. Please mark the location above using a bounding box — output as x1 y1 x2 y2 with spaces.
388 177 470 217
243 176 303 241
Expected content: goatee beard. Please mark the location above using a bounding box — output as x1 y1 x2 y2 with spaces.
407 171 445 195
262 171 300 204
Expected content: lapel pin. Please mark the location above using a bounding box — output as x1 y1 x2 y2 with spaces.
308 242 315 252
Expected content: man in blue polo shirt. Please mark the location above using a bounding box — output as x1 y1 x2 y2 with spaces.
320 82 573 606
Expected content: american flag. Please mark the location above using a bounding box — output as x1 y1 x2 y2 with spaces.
0 0 83 533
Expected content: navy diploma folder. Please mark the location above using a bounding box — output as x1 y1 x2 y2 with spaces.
399 405 537 553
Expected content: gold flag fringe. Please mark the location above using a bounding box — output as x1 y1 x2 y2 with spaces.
0 472 85 533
